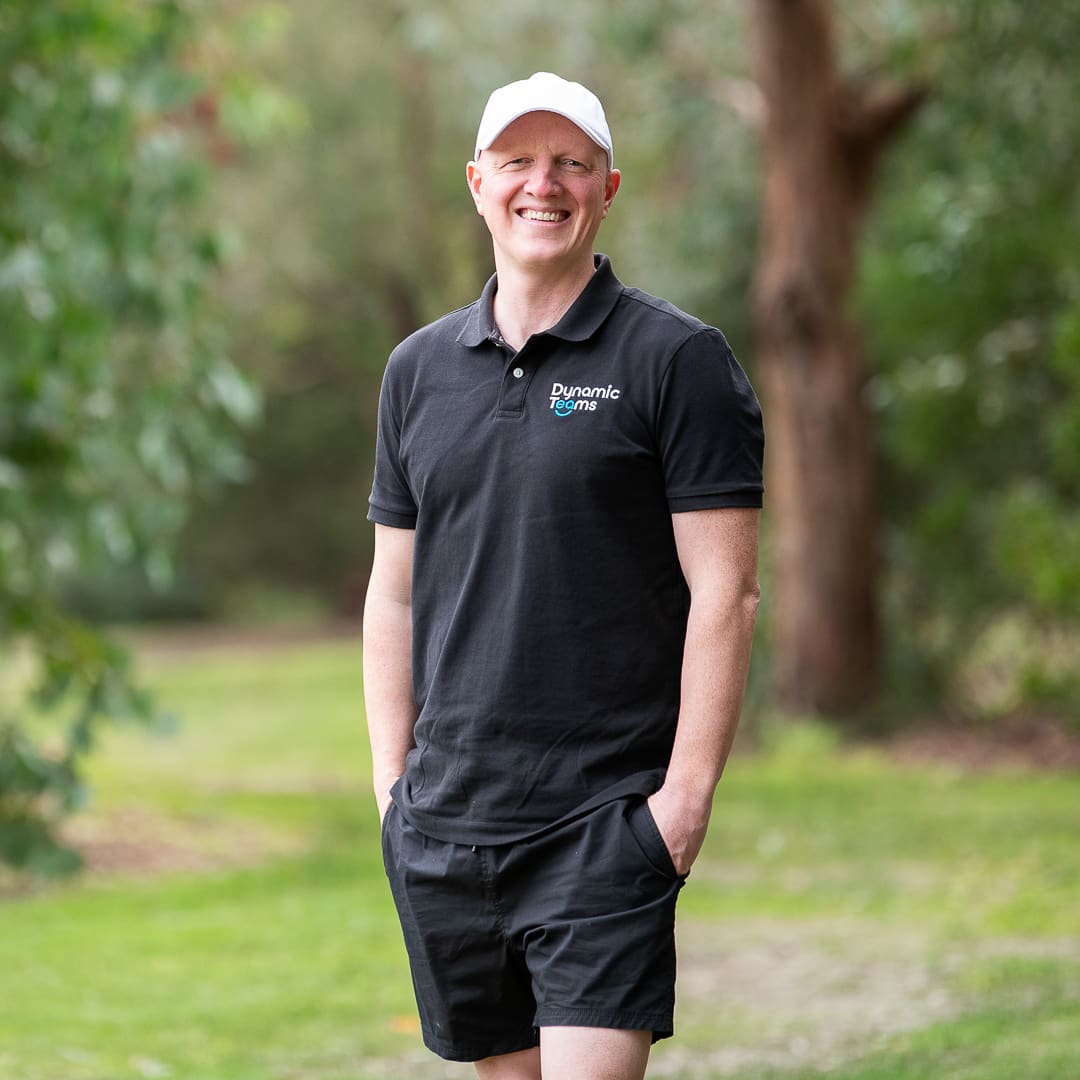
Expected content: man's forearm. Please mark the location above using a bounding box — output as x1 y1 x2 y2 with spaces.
665 582 759 805
649 573 760 873
362 590 417 816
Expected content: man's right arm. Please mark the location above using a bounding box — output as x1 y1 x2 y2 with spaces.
362 523 417 823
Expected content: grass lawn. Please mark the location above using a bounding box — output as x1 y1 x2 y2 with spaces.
1 633 1077 1079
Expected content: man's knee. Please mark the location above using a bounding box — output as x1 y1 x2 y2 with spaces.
539 1026 652 1080
474 1045 541 1080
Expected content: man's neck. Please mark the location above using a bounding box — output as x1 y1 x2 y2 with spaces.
491 255 597 351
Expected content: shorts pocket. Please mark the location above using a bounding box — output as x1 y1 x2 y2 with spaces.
625 798 680 880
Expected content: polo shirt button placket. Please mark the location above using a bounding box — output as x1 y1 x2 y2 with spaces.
496 350 536 418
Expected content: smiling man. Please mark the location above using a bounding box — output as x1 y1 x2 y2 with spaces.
364 72 764 1080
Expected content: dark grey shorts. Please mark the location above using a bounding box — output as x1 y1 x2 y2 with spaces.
381 794 687 1062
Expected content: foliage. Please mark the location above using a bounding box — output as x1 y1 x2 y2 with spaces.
23 0 1079 724
0 1 259 870
0 638 1076 1078
857 0 1080 715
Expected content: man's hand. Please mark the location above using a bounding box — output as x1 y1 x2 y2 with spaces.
647 786 713 876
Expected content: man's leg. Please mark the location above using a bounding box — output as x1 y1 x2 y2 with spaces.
540 1027 651 1080
475 1045 541 1080
474 1029 650 1080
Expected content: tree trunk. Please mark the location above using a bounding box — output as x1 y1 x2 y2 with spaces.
751 0 924 714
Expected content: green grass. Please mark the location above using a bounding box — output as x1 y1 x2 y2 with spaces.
1 635 1078 1079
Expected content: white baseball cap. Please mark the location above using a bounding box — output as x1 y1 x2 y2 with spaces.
474 72 614 167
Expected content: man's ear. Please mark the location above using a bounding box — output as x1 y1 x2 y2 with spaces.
466 161 484 213
602 168 621 217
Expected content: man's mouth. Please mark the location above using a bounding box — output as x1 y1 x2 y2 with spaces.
519 209 569 222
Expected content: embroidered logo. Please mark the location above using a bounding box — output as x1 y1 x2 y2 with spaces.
549 381 622 416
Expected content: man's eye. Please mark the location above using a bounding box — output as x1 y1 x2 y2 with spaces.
563 159 585 169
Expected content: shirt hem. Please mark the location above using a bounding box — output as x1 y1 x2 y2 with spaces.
367 503 418 528
392 769 666 847
668 489 763 512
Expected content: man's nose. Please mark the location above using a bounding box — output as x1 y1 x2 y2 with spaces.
524 160 561 195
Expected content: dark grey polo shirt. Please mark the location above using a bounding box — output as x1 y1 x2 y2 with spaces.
368 254 763 845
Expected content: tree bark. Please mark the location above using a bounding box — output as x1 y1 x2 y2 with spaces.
751 0 924 714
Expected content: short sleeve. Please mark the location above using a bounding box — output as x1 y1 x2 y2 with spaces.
656 329 764 512
368 364 418 528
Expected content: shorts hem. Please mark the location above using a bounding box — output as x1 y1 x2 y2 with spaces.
535 1006 674 1042
421 1025 539 1063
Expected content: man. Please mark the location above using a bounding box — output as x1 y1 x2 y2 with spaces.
364 72 763 1080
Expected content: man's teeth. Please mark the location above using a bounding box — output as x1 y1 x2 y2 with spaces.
521 210 566 221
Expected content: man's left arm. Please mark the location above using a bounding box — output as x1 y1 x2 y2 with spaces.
648 506 761 875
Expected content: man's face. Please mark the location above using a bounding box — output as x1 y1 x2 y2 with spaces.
467 111 620 277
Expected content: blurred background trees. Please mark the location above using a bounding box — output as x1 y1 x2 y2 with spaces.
0 0 265 869
181 0 1078 722
860 0 1080 720
752 0 925 715
3 0 1079 867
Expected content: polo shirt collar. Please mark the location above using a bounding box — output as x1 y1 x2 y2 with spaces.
457 254 623 348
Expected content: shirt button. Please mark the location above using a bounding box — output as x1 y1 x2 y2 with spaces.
512 367 525 379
